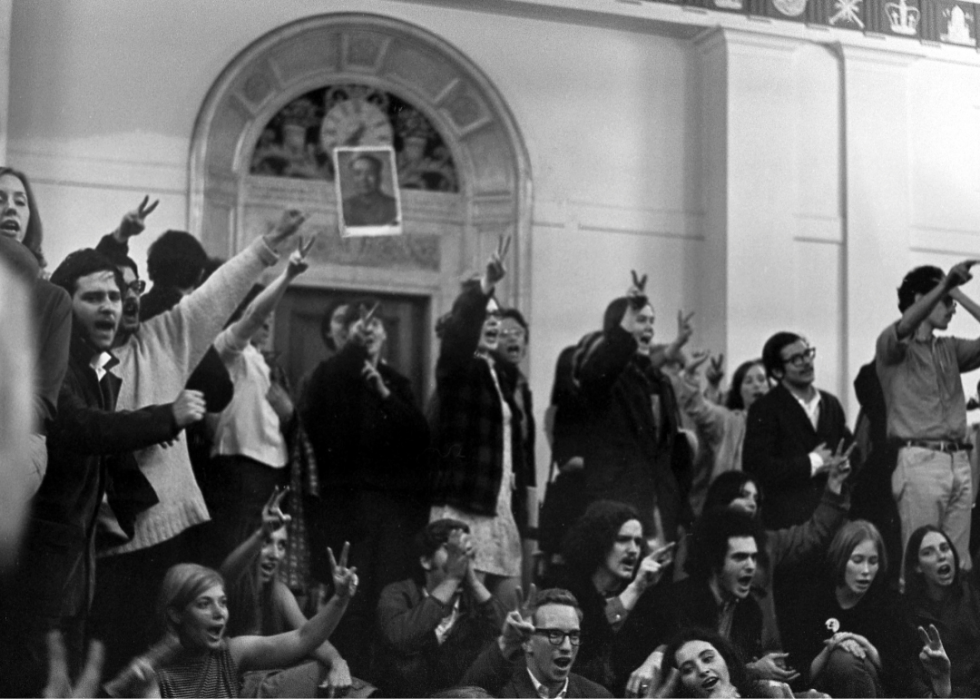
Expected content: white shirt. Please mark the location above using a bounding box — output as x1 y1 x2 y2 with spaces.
90 351 113 383
212 333 288 468
527 668 569 699
793 389 825 476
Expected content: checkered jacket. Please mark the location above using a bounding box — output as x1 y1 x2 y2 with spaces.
429 283 534 526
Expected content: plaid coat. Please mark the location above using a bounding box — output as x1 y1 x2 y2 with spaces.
429 283 534 530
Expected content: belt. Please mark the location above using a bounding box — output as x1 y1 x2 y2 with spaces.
904 440 973 453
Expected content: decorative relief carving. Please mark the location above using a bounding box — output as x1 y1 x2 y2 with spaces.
192 14 529 308
249 83 459 192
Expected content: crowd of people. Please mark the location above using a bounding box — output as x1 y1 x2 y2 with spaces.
2 163 980 699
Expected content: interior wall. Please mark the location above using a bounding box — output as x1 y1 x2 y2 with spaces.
7 0 980 488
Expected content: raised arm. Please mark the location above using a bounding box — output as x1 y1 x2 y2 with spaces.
218 488 290 585
896 259 977 339
225 238 313 348
229 543 356 672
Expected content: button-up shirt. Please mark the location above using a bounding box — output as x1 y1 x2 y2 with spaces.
527 668 569 698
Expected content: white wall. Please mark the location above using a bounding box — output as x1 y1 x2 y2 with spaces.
8 0 980 489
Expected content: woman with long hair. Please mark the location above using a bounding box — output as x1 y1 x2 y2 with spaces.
784 520 950 698
902 525 980 697
677 357 769 516
0 167 71 494
429 237 534 602
218 489 359 697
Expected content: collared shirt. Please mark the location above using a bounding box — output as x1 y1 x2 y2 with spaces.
527 668 569 699
792 389 825 476
423 588 460 645
793 389 822 431
90 351 113 383
709 582 738 639
876 321 980 441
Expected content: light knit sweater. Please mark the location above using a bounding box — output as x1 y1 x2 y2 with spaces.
98 237 279 556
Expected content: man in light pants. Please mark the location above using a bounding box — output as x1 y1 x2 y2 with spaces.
877 259 980 576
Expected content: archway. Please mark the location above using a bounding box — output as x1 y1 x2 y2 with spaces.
189 12 532 391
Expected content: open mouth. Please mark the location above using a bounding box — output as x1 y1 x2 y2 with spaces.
0 219 20 236
702 676 719 692
205 624 224 643
937 563 953 579
484 329 500 344
736 574 753 594
94 319 116 333
259 560 278 577
553 657 572 671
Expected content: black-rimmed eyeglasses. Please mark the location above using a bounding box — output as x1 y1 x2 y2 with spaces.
126 280 146 295
532 628 582 646
784 347 816 367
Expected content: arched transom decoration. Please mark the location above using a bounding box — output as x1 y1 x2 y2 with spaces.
189 12 531 314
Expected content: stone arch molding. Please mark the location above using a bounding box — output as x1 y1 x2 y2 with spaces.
189 12 532 318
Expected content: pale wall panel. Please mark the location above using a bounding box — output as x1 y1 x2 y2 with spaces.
794 239 845 404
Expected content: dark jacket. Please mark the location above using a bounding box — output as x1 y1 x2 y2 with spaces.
429 283 535 533
303 341 430 493
614 576 764 688
25 336 177 618
376 578 507 697
904 575 980 697
785 583 928 696
742 384 852 530
574 325 691 539
461 641 613 698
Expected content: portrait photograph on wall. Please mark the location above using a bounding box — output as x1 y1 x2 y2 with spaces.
333 145 403 237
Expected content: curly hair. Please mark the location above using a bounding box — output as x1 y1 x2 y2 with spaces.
661 627 752 698
686 508 766 582
560 500 644 576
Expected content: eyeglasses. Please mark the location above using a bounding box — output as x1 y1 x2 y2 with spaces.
783 347 816 367
485 310 502 320
126 280 146 294
532 628 582 646
500 329 526 340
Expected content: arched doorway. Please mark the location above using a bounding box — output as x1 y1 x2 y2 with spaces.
189 13 532 394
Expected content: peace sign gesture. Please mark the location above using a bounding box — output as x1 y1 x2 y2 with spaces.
116 195 160 241
826 439 856 493
917 624 951 678
349 301 381 344
485 235 510 287
706 353 725 387
260 486 291 535
627 270 649 310
286 236 315 278
498 584 537 658
327 542 359 600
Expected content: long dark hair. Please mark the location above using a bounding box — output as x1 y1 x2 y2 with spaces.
0 167 44 267
903 525 959 603
725 359 764 411
702 471 763 519
561 500 645 577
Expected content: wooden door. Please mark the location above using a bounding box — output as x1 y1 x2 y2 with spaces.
273 287 430 404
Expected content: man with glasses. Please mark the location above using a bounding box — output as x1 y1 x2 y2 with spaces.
743 332 852 530
876 261 980 574
462 587 613 697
